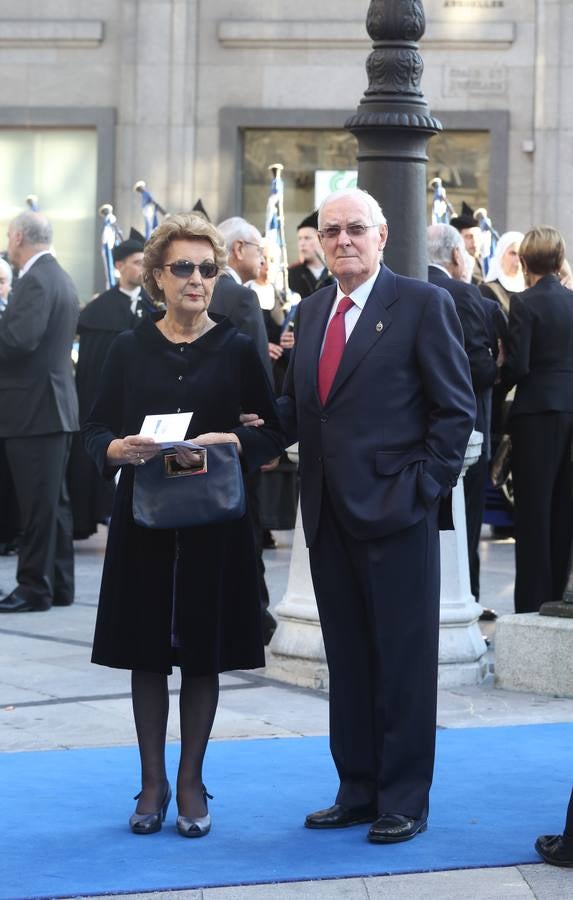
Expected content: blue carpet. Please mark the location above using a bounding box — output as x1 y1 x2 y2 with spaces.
1 724 571 899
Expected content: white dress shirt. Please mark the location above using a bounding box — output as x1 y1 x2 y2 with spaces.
321 266 381 353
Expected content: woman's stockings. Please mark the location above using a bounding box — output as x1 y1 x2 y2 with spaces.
131 670 169 813
177 673 219 817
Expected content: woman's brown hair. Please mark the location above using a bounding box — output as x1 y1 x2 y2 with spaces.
143 213 227 304
520 226 566 277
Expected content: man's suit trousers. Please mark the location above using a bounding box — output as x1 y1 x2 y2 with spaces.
5 433 74 605
308 487 440 820
463 449 488 600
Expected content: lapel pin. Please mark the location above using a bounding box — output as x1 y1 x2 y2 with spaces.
376 321 384 332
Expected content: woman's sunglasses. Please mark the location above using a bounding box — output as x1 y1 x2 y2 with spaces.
160 260 219 279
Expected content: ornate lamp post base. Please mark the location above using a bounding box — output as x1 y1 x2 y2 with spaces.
267 433 487 690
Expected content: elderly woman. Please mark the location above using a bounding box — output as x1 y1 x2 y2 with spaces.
83 213 283 838
479 231 525 313
502 226 573 613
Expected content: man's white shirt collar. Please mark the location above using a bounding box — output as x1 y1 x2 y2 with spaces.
335 265 381 309
18 250 51 278
119 285 142 314
225 266 242 285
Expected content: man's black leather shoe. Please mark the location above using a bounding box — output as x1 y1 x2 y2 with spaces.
305 803 378 829
535 834 573 867
368 813 427 843
53 596 74 607
0 591 51 613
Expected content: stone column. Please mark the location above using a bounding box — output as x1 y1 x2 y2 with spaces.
267 432 488 689
438 430 488 687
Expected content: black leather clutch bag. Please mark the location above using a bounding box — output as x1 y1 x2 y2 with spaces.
132 442 246 529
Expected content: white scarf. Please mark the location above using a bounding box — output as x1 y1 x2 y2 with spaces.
485 231 525 293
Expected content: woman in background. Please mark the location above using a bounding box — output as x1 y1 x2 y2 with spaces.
502 226 573 613
480 231 525 314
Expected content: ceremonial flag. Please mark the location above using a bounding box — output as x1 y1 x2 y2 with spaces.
99 204 123 289
133 181 168 239
430 178 454 225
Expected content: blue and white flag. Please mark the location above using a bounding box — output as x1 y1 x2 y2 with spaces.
134 180 167 240
475 208 499 277
430 178 453 225
26 194 39 211
99 204 123 289
264 166 283 248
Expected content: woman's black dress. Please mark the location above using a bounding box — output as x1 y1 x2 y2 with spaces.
83 314 284 675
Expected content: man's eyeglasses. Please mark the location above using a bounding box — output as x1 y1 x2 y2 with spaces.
160 260 219 279
319 223 379 240
241 241 264 255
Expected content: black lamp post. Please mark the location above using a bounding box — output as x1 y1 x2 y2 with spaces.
346 0 441 279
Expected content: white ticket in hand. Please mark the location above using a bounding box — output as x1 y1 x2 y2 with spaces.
139 412 193 447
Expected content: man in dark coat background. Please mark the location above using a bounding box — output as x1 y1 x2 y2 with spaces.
450 202 485 286
210 217 272 382
288 211 334 299
278 188 475 843
0 256 19 555
0 211 79 612
68 229 155 539
211 216 276 643
427 223 500 617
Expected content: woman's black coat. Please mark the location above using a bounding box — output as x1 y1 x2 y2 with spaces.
83 314 285 674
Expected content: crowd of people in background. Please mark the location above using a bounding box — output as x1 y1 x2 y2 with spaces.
0 195 572 862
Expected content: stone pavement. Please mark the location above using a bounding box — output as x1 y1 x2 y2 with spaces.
1 527 572 899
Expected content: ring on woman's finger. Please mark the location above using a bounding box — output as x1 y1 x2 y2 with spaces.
138 457 146 465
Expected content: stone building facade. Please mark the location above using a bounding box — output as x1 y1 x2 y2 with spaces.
0 0 569 297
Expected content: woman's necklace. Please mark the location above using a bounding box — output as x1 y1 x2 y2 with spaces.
160 315 212 344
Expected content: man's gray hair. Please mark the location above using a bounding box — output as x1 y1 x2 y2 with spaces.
10 211 53 247
217 216 260 251
427 223 464 267
318 188 387 228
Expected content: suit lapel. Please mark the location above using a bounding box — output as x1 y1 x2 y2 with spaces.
326 265 398 403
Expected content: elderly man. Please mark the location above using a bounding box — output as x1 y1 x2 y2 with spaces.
211 216 277 643
0 212 79 612
427 223 499 616
211 217 271 381
278 188 475 843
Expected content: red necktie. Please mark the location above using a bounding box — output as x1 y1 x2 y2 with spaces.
318 296 354 405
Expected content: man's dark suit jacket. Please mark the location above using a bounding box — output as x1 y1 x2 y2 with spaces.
288 262 334 299
428 265 496 454
279 264 476 546
0 254 79 437
503 274 573 417
68 284 155 538
210 272 272 381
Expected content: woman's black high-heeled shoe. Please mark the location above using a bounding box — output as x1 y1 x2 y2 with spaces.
176 785 213 838
129 783 172 835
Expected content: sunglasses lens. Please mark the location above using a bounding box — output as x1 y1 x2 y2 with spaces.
170 262 195 277
168 261 218 278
